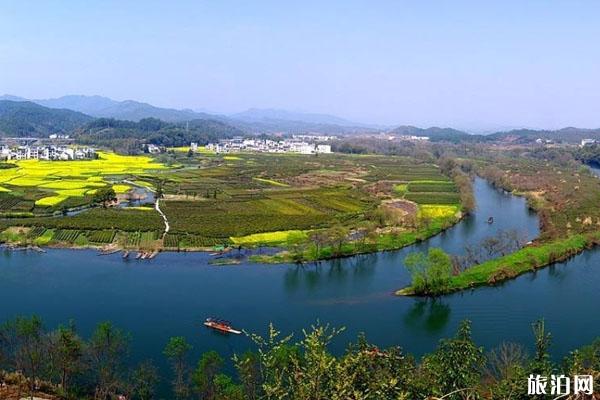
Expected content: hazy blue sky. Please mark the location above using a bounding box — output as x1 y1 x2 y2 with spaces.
1 0 599 131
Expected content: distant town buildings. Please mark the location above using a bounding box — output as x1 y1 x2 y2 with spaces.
205 137 333 155
292 134 335 142
0 145 95 161
385 135 430 141
48 134 70 139
535 138 554 145
581 139 596 147
146 144 162 154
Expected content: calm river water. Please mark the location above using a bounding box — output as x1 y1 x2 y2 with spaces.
3 178 600 386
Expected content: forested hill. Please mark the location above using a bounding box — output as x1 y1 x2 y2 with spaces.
0 100 93 137
488 127 600 143
0 94 217 123
387 126 600 144
388 125 475 142
0 99 244 151
74 117 244 152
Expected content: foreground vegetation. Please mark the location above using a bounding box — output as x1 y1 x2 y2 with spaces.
1 316 598 399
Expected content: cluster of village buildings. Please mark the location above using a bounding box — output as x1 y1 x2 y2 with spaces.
581 139 597 147
384 134 430 141
0 145 95 161
201 136 333 154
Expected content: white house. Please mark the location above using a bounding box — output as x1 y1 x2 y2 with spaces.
581 139 596 147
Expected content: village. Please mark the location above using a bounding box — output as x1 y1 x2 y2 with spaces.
0 144 96 161
202 136 333 154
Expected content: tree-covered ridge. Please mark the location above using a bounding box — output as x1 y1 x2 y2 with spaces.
0 100 93 137
0 316 596 399
0 100 245 148
74 117 244 152
388 125 474 143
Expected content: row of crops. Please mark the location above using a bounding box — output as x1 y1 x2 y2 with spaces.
163 233 230 249
364 163 448 182
24 228 161 247
0 194 35 212
161 187 371 238
7 208 164 231
26 228 115 245
399 180 461 205
124 231 159 247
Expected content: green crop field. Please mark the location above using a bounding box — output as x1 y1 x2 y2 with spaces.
153 152 466 253
0 151 467 254
404 192 461 204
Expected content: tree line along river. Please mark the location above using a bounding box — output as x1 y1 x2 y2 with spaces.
3 177 600 391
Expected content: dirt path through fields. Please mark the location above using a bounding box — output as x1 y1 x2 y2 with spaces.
155 198 170 238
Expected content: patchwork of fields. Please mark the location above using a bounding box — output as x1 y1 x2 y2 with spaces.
0 151 466 255
0 152 166 214
155 153 464 250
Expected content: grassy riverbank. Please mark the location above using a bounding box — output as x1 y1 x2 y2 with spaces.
250 213 460 264
397 233 599 295
399 152 600 296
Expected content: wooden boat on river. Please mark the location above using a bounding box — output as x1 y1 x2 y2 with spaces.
204 318 241 334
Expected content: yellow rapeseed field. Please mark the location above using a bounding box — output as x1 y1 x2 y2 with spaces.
0 152 167 207
230 230 309 246
419 204 460 219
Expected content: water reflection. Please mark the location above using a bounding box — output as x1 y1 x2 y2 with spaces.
403 299 451 334
547 264 568 281
282 255 379 293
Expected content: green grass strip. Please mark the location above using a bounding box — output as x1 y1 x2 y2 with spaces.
397 233 597 295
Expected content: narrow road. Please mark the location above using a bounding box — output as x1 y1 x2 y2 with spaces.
155 198 170 238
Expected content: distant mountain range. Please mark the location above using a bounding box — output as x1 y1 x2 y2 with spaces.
2 94 600 144
0 94 213 123
231 108 368 127
0 94 381 134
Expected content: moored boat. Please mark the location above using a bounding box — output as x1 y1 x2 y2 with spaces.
203 318 241 334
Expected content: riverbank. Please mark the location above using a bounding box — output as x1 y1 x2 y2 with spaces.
249 213 462 264
398 154 600 296
397 233 600 295
0 219 459 264
0 197 464 262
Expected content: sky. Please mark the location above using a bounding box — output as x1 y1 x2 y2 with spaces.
1 0 600 132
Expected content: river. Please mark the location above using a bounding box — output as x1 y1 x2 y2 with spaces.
3 177 599 388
